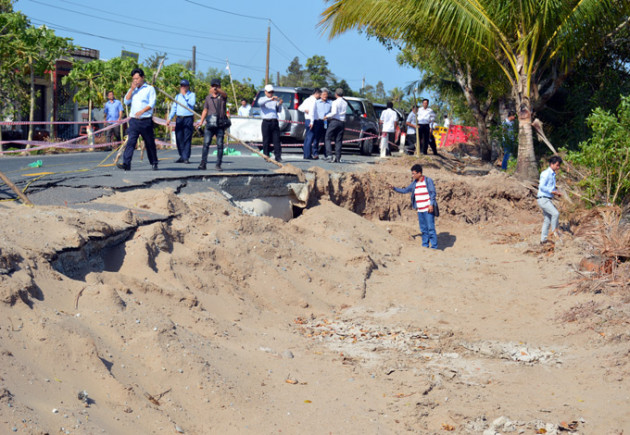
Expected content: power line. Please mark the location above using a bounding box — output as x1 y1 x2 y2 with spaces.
182 0 268 21
182 0 308 58
26 0 264 43
57 0 260 41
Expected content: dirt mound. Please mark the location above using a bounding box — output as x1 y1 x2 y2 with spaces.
307 162 537 224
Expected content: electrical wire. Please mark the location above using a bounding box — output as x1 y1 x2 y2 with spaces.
26 0 265 43
182 0 268 21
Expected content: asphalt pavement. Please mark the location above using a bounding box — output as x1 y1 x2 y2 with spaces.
0 145 378 207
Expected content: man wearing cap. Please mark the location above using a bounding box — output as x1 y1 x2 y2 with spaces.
168 79 196 164
198 78 228 171
258 84 283 162
118 68 158 171
324 88 348 163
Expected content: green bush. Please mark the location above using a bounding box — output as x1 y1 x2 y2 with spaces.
565 95 630 206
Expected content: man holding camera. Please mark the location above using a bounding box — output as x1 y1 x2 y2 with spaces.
198 78 228 171
258 84 283 163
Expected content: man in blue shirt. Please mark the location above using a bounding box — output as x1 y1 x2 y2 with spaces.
103 91 123 144
258 84 283 162
501 111 517 170
537 155 563 244
167 79 196 164
117 68 158 171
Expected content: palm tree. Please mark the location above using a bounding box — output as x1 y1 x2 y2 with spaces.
321 0 630 180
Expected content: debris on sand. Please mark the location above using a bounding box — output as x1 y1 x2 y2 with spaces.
460 341 561 364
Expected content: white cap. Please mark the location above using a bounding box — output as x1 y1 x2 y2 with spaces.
264 84 274 92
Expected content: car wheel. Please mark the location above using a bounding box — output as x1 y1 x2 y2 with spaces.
360 134 373 156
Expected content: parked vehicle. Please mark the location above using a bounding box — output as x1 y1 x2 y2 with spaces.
373 103 405 145
343 97 380 155
230 86 313 145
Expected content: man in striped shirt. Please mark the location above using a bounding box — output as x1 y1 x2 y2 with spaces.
390 164 438 249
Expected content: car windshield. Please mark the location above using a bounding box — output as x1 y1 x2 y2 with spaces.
251 91 294 110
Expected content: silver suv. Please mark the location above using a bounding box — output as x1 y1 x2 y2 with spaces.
249 86 314 143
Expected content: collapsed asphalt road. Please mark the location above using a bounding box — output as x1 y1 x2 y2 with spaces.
0 145 378 208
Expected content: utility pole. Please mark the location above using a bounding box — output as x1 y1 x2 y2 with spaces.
192 46 196 74
265 20 271 85
277 71 280 86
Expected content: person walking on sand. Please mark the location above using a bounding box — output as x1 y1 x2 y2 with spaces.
390 164 438 249
167 79 196 164
198 78 228 171
258 84 283 162
537 155 563 244
117 68 158 171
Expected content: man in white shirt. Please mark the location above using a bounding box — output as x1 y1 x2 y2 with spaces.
443 114 450 129
237 99 251 117
379 101 398 158
417 98 436 155
323 88 348 163
298 88 321 159
405 105 418 155
118 68 158 171
257 84 284 162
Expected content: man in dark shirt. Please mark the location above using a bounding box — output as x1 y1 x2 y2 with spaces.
198 78 228 171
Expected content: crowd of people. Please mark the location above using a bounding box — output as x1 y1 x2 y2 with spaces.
106 68 562 250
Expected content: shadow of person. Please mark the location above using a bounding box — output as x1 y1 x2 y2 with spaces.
437 232 457 250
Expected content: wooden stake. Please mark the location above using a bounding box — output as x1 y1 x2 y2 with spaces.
0 170 34 206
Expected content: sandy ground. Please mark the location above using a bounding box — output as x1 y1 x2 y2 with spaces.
0 157 628 434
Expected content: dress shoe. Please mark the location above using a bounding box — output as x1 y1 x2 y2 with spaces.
311 156 319 160
198 163 207 170
183 159 190 164
116 163 130 171
215 164 223 172
174 158 184 163
275 158 283 163
152 164 158 171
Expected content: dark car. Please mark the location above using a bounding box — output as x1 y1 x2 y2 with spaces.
373 103 406 145
343 97 380 155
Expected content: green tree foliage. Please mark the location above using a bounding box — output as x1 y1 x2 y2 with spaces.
565 96 630 206
539 26 630 152
62 60 105 128
305 55 332 88
284 57 306 87
321 0 630 181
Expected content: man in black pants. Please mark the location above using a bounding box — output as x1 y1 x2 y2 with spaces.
198 78 228 171
118 68 158 171
324 88 348 163
417 98 437 155
258 84 283 162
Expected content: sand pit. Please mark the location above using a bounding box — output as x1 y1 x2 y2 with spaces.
0 158 628 434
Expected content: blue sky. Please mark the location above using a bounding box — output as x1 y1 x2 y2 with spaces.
15 0 421 95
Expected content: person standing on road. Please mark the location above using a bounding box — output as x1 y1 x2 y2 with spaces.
258 84 283 163
238 98 251 117
298 88 321 160
324 88 348 163
118 68 158 171
104 91 123 145
405 105 418 155
390 164 438 249
379 101 398 158
537 155 563 244
198 78 228 171
500 111 517 170
167 79 196 164
312 88 332 159
417 98 436 155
